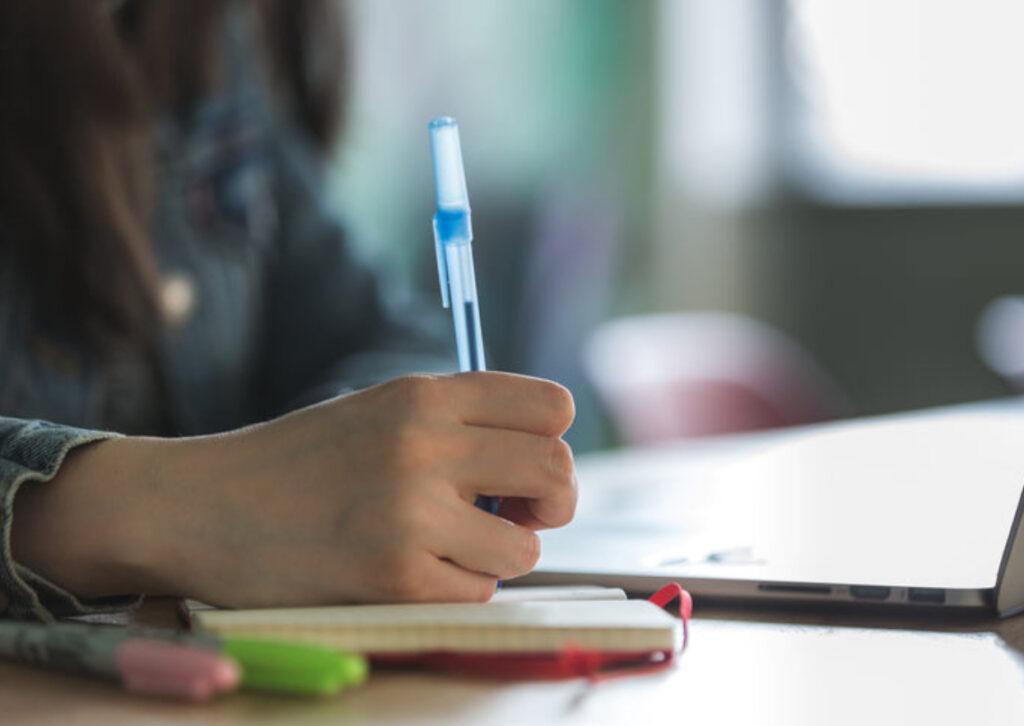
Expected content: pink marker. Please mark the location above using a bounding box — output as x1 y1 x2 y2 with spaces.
118 639 240 701
0 621 239 702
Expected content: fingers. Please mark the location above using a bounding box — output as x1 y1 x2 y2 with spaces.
448 427 577 529
309 372 578 607
365 488 546 601
383 372 574 436
495 496 561 531
456 372 575 436
365 374 577 529
377 504 538 601
432 499 542 579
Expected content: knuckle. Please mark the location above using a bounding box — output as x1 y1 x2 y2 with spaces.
382 423 442 479
392 374 444 412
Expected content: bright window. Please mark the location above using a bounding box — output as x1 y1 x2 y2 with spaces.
787 0 1024 202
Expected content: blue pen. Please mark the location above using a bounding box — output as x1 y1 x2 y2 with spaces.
429 117 499 517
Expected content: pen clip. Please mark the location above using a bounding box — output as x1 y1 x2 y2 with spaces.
432 215 450 309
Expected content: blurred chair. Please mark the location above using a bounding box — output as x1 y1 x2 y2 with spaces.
977 295 1024 392
583 312 851 445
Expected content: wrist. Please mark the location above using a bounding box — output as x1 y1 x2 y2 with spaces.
10 436 178 599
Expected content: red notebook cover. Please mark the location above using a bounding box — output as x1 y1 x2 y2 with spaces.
340 585 689 681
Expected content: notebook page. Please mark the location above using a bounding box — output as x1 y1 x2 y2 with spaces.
181 586 625 617
193 599 679 654
489 586 627 602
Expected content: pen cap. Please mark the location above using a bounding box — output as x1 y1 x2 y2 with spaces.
429 117 470 210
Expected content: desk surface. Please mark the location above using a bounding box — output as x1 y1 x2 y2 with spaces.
1 598 1022 726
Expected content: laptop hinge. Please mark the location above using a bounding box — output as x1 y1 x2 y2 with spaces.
994 483 1024 617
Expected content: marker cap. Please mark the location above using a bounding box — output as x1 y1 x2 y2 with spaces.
117 639 240 701
221 638 368 696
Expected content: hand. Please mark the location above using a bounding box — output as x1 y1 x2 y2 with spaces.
12 373 576 607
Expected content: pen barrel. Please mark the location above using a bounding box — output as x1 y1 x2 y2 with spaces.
444 240 486 372
0 621 122 680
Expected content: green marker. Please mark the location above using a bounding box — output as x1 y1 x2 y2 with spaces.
221 637 368 696
131 626 368 696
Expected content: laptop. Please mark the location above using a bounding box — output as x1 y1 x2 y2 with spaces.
517 401 1024 616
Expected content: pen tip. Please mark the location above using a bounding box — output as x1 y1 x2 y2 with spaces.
429 116 457 129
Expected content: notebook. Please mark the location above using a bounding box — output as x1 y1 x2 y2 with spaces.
185 585 689 679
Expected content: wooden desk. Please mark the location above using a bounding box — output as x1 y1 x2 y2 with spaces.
0 597 1021 726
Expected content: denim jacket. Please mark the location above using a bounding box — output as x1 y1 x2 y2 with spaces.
0 27 451 621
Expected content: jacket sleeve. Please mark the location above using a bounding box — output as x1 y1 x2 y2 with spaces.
0 417 143 621
251 124 456 417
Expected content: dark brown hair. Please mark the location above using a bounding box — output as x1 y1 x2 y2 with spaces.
0 0 344 348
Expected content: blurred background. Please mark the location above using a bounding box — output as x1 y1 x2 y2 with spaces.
328 0 1024 453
